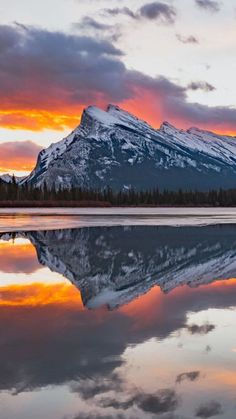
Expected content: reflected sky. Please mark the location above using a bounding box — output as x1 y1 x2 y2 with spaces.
1 226 236 418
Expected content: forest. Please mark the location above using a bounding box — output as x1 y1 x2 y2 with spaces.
1 177 236 207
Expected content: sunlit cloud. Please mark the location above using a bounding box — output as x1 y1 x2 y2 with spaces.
0 240 40 273
0 23 235 139
0 140 41 174
0 282 83 308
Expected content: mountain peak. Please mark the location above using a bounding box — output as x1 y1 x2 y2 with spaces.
106 104 121 113
83 105 119 126
22 103 236 192
160 121 178 133
187 126 217 137
107 104 154 131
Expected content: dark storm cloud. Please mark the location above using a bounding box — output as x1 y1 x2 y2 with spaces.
187 81 216 92
195 400 223 417
176 371 201 384
176 34 199 44
195 0 220 12
104 2 177 24
1 24 236 133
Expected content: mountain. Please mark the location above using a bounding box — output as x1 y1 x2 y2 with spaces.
3 225 236 309
22 104 236 191
0 174 26 184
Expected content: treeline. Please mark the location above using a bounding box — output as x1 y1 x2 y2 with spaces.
1 178 236 206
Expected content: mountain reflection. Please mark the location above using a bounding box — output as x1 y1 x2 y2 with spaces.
3 225 236 309
1 225 236 418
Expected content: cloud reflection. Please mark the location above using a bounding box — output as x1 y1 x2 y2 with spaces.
0 225 236 418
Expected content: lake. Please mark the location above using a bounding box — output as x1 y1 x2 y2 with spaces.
0 211 236 418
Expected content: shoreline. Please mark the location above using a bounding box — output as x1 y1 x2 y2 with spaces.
0 201 235 208
1 208 236 233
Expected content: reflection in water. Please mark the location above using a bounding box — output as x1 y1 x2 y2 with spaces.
0 238 40 273
11 225 236 308
0 225 236 418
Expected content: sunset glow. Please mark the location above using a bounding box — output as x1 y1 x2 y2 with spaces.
0 0 236 174
0 282 84 308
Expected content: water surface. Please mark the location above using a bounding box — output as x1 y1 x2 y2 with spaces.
0 224 236 418
1 207 236 232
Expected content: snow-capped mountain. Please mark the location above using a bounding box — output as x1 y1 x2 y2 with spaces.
22 104 236 191
0 174 26 184
5 225 236 310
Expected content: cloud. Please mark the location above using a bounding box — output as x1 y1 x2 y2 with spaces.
74 414 127 419
134 389 179 414
0 24 236 134
0 141 42 172
139 2 177 24
73 17 121 42
187 81 215 92
195 400 223 417
176 34 199 44
176 371 200 384
0 24 125 130
98 388 179 414
104 2 177 24
71 374 122 401
2 225 236 396
195 0 220 12
0 241 41 274
187 323 215 335
104 7 137 19
78 16 113 31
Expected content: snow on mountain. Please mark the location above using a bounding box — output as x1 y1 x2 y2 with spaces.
22 104 236 191
6 225 236 310
0 174 26 184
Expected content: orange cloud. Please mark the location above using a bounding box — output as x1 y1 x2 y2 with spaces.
0 140 42 174
0 24 236 136
0 282 84 308
120 278 236 331
0 109 83 132
0 241 40 273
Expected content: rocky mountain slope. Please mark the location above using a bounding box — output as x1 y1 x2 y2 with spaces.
21 105 236 191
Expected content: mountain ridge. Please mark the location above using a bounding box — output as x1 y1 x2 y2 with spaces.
2 105 236 191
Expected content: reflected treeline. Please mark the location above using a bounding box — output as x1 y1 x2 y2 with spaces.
3 225 236 309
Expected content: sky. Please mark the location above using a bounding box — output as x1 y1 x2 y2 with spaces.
0 0 236 175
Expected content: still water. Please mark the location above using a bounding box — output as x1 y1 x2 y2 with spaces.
1 224 236 418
